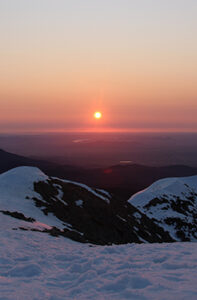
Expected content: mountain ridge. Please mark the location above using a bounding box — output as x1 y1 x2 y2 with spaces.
1 148 197 199
1 166 197 244
0 166 174 245
128 175 197 241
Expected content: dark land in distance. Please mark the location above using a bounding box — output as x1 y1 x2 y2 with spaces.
1 132 197 199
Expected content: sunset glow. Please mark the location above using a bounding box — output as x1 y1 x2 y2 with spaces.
94 112 102 119
0 1 197 133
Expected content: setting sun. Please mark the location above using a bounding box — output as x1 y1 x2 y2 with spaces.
94 112 102 119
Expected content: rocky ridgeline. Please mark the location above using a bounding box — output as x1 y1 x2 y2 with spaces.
31 178 173 244
1 167 197 244
128 176 197 242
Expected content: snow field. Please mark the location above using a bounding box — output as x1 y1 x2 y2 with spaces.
0 214 197 300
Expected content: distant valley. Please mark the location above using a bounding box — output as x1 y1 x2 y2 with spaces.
1 148 197 200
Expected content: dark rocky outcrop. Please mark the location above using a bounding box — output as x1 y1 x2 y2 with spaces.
31 178 174 245
0 210 35 222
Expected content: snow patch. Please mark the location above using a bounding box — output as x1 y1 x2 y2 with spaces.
53 177 110 204
75 200 83 207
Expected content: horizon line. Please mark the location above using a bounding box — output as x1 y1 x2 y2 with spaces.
1 128 197 135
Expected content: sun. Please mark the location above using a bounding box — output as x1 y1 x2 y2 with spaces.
94 111 102 119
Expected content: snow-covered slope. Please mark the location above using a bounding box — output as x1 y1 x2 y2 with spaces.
0 166 113 243
0 167 59 228
129 175 197 241
1 168 197 298
2 166 197 244
1 220 197 300
0 166 173 244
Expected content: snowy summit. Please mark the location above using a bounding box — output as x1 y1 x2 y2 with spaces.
129 175 197 241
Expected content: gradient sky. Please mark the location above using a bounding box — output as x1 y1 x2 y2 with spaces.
0 0 197 132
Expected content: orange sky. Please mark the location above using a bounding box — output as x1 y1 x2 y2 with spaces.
0 1 197 133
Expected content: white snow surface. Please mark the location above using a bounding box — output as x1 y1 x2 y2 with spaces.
0 166 110 231
128 175 197 241
52 177 111 204
128 175 197 207
75 199 83 207
0 166 66 229
0 214 197 299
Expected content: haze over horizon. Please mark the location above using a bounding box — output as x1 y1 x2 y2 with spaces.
0 0 197 133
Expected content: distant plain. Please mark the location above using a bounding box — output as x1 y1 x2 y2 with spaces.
1 132 197 168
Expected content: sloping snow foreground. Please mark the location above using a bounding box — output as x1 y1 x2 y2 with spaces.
0 167 197 299
0 212 197 299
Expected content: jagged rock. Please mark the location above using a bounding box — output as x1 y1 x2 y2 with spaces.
1 166 197 244
129 176 197 242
